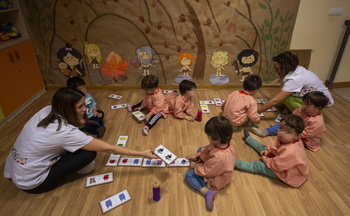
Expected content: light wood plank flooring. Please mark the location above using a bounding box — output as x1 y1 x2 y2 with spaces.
0 88 349 216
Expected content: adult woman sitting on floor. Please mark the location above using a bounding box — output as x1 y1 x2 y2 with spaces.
4 87 156 194
257 51 334 114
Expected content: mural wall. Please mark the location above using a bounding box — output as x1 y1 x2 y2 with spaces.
20 0 300 87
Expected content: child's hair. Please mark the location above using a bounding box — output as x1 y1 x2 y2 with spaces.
243 74 262 91
66 77 86 89
272 51 299 76
205 116 233 144
281 114 305 134
141 74 159 89
302 91 329 109
179 80 197 95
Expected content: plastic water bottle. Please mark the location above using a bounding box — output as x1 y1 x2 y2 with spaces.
153 181 161 201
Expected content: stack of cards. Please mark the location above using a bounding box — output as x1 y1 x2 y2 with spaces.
154 144 177 165
86 172 114 187
100 189 131 213
108 94 123 100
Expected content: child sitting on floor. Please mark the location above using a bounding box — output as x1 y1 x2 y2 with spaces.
221 74 262 130
185 116 235 211
235 114 309 188
127 75 168 136
165 80 198 122
67 77 106 138
251 91 329 152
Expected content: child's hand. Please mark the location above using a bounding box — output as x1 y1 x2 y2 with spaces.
134 107 141 111
189 161 196 169
145 113 152 122
93 109 99 117
261 155 268 164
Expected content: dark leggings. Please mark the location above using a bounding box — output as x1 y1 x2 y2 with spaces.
82 110 105 135
24 149 96 194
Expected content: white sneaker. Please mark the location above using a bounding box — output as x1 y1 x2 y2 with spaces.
127 104 132 112
143 126 149 135
77 160 95 174
251 127 268 137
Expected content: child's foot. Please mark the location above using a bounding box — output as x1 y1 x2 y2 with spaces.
96 126 106 138
127 104 133 112
243 129 250 139
142 126 149 135
251 127 268 137
204 190 216 211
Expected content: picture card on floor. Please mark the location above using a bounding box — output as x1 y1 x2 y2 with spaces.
255 99 262 103
267 107 277 112
199 100 215 105
106 154 121 166
116 135 128 147
213 98 223 106
86 172 113 187
260 99 268 104
100 189 131 213
163 90 177 94
118 157 143 166
200 104 210 113
142 159 166 167
132 111 145 122
108 94 123 100
275 114 285 122
111 104 127 110
169 158 190 167
154 144 177 165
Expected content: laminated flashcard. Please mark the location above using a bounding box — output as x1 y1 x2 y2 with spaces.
118 157 143 166
142 159 166 167
86 172 113 187
154 144 177 165
100 189 131 213
168 158 190 167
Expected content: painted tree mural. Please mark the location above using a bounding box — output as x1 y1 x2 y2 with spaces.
20 0 300 86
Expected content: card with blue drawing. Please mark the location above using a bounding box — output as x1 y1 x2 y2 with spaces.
118 157 143 166
199 100 215 105
213 98 223 106
132 111 145 122
86 172 114 187
108 94 123 100
163 90 177 94
105 154 121 166
275 114 284 122
168 158 190 167
111 104 127 110
200 104 210 113
100 189 132 213
116 135 128 147
142 159 166 167
154 144 177 165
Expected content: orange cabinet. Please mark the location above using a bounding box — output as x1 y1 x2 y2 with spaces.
0 40 45 117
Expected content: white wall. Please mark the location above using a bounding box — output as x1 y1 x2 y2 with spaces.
290 0 350 84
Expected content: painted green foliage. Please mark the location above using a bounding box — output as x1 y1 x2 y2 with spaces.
257 0 295 83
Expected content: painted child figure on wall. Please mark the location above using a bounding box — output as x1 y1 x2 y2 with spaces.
174 52 194 84
84 42 102 69
233 49 259 82
57 43 86 77
210 51 229 85
134 46 156 76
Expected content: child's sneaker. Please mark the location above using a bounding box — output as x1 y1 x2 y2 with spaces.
251 127 268 137
243 129 250 139
127 104 133 112
142 126 149 135
204 190 216 211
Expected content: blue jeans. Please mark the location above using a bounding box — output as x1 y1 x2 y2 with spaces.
235 136 278 179
266 123 280 136
185 147 206 192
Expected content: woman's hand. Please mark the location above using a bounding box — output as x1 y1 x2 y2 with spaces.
141 149 158 159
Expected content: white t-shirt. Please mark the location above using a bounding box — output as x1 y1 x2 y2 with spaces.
4 106 93 190
282 66 334 107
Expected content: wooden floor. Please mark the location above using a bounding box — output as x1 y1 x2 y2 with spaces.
1 88 350 216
